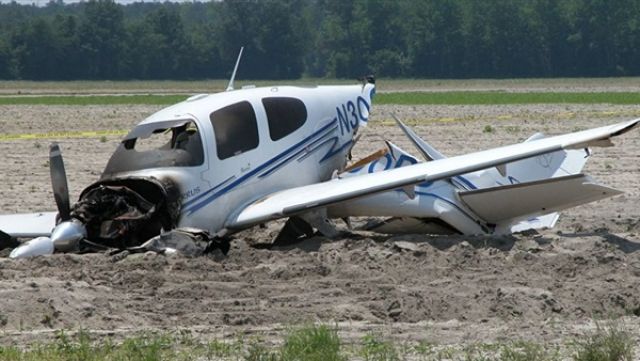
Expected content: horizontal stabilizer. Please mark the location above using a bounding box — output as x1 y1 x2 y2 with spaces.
0 212 57 238
459 174 621 224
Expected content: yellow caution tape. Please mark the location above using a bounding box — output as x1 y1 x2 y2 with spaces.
0 129 128 141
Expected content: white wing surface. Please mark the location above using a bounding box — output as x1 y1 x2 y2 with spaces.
228 119 638 229
0 212 57 238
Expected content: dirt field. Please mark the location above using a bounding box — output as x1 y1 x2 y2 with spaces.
1 90 639 355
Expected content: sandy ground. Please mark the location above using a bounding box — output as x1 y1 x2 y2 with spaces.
0 97 639 354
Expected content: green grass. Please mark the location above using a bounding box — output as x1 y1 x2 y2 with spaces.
280 324 344 361
0 325 347 361
572 322 635 361
359 333 400 361
483 124 495 133
500 341 560 361
1 77 639 94
0 322 635 361
375 91 640 105
0 330 179 361
1 91 639 106
0 94 187 105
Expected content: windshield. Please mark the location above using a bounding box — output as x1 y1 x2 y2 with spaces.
103 119 204 176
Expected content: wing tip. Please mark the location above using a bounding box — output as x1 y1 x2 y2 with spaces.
611 118 640 137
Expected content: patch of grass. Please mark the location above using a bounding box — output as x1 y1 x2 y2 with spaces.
0 325 347 361
2 78 640 95
412 340 435 357
483 124 495 133
0 330 195 361
359 333 399 361
1 90 640 106
376 91 640 105
245 338 279 361
0 80 227 94
454 341 562 361
0 94 187 105
504 125 521 133
0 79 360 95
459 343 497 361
572 322 635 361
500 340 560 361
0 322 636 361
280 324 345 361
205 338 242 359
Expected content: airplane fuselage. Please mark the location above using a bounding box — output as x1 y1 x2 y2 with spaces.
100 84 375 235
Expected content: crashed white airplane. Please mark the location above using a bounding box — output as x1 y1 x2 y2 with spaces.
0 58 637 257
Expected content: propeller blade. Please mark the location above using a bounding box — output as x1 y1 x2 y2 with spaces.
49 143 71 221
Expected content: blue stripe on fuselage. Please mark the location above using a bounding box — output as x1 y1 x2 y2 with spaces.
453 175 478 190
319 137 353 163
258 124 338 178
183 119 341 215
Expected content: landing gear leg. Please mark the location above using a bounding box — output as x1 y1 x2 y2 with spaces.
273 216 315 247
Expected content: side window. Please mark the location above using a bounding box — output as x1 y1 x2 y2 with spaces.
210 101 259 160
262 97 307 141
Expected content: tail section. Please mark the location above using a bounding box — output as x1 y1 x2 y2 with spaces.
457 130 622 232
389 116 591 186
497 132 590 183
336 120 623 235
453 131 614 232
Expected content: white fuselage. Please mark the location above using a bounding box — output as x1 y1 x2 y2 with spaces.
101 84 375 235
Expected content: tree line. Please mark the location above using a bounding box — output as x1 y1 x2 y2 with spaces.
0 0 639 80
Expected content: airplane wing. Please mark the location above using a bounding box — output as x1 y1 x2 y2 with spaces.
0 212 57 238
227 119 638 229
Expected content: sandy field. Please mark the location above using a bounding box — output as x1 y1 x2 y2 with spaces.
0 89 639 356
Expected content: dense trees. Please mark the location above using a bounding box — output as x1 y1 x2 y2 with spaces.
0 0 639 80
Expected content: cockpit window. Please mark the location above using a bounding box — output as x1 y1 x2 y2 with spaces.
262 97 307 141
103 119 204 176
210 101 259 160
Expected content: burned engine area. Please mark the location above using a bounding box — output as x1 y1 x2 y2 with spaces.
70 177 181 250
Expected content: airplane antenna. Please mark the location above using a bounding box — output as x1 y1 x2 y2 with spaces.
226 47 244 92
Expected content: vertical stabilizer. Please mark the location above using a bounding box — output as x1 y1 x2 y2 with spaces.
505 135 590 182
